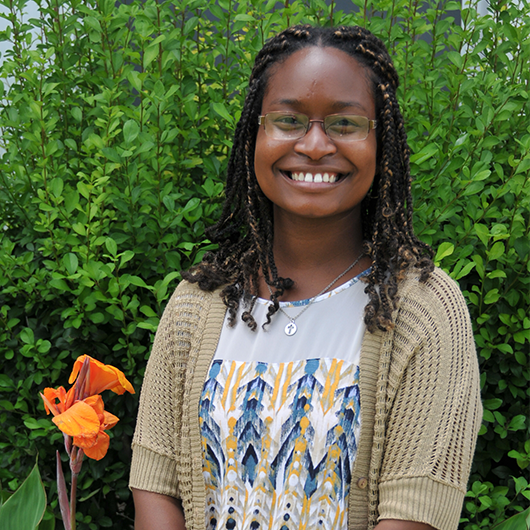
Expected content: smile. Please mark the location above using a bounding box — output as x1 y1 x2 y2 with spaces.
283 171 342 183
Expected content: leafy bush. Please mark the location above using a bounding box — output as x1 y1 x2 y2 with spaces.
0 0 528 528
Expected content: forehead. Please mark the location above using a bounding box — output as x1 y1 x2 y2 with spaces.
262 46 375 116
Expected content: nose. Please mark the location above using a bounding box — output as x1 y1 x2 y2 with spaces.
294 120 337 160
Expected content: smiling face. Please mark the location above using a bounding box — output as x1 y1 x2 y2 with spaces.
254 46 377 229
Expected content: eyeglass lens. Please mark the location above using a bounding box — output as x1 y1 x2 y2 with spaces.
261 112 373 141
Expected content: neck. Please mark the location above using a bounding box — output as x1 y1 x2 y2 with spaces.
260 209 368 301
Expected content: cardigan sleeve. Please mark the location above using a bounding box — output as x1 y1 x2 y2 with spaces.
129 283 199 498
376 269 482 530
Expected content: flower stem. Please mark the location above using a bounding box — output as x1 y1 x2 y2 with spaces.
69 446 84 530
56 450 71 530
70 471 78 530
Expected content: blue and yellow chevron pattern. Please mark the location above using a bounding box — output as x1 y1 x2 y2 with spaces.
200 357 361 530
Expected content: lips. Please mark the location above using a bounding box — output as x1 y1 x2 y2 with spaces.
282 170 343 183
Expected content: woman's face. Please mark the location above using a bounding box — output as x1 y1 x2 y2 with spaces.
254 46 377 226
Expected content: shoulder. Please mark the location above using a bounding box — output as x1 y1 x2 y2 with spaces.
157 280 227 341
393 267 474 349
163 280 222 318
397 266 470 318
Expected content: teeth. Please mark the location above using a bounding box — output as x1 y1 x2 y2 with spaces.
288 171 339 183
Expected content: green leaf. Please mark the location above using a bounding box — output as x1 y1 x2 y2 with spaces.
472 169 491 181
0 463 46 530
484 289 500 305
63 253 78 275
514 476 529 494
212 102 232 122
20 328 35 345
515 349 528 362
475 224 490 247
71 107 82 122
119 250 135 268
49 178 63 198
89 312 105 324
23 418 51 430
84 15 101 32
234 14 256 21
135 140 155 155
123 120 139 144
492 506 530 530
127 70 142 92
508 415 526 431
483 409 495 422
514 237 530 259
447 50 463 68
77 181 91 200
472 254 485 279
128 275 149 289
410 143 438 165
483 398 503 411
105 237 118 257
434 242 454 264
455 261 476 280
487 241 505 261
143 45 159 70
101 147 122 164
139 305 157 318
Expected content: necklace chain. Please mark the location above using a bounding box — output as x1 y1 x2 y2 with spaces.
266 253 364 336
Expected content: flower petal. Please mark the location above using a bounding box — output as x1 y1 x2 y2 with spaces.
69 355 135 396
52 401 100 437
72 432 98 449
84 394 105 416
101 410 119 430
81 431 110 461
41 387 67 415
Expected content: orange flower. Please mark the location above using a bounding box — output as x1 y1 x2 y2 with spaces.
69 355 135 397
41 386 72 415
41 356 134 460
54 395 120 461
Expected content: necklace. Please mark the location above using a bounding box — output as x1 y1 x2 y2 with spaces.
266 253 364 336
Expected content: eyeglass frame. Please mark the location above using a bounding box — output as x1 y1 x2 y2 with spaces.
257 112 377 142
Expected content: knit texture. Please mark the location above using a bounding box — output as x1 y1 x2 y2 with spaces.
130 268 482 530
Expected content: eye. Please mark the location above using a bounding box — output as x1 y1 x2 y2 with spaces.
270 113 306 131
326 115 366 135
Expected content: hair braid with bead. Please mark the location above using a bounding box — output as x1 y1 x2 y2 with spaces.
182 24 433 332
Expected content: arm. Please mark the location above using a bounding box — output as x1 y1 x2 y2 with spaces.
132 488 186 530
375 271 482 529
130 287 193 518
374 521 435 530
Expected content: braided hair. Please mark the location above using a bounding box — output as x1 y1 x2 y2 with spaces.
182 24 434 332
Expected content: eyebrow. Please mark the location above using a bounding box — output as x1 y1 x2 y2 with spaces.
268 98 368 112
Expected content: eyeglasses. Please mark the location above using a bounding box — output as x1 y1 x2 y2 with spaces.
258 112 377 142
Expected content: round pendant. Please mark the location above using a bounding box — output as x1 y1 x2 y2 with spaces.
284 321 297 336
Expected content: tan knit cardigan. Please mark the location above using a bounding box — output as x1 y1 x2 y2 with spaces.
130 268 482 530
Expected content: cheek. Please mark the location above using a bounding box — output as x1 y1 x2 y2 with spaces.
254 131 283 180
353 139 377 173
253 132 273 197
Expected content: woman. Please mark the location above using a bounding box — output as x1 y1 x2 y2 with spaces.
130 25 482 530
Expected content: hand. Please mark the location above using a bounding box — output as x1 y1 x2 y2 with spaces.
374 521 436 530
132 488 186 530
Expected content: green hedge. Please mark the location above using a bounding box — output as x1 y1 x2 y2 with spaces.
0 0 528 528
